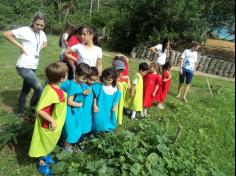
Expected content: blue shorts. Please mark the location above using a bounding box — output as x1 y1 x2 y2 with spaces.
179 70 193 84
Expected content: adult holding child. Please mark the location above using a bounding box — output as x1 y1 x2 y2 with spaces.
176 41 200 103
149 38 171 70
64 25 103 77
3 11 48 116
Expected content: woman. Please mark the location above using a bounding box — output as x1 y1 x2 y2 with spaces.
149 38 171 71
64 26 103 76
63 26 83 80
176 41 200 103
3 11 48 116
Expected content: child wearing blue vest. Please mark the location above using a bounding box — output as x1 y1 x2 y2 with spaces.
92 68 121 133
62 63 91 152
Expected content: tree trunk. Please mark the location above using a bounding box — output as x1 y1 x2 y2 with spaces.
90 0 94 19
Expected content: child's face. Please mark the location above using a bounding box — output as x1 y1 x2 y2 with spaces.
76 75 87 83
149 65 156 73
87 75 98 85
103 77 113 86
140 70 148 77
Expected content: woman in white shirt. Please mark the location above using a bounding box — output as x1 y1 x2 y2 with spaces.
176 41 200 103
3 11 48 116
64 26 103 76
149 38 171 71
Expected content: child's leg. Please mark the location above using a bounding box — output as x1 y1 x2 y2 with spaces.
63 141 73 152
144 108 147 115
131 111 136 119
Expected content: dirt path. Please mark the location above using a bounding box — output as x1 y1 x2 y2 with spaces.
103 51 235 82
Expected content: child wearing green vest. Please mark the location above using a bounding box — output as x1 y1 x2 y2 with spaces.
125 62 149 120
28 62 68 176
113 57 131 125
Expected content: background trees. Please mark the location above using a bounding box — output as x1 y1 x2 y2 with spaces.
0 0 234 52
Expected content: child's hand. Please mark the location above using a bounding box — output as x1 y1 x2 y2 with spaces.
152 92 156 97
78 102 83 108
112 105 118 112
83 89 90 95
93 105 99 113
50 120 57 131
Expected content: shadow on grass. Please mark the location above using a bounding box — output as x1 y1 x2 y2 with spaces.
0 90 19 113
0 118 35 166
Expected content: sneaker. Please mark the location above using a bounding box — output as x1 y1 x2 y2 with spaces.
39 154 55 165
62 146 73 153
131 117 137 120
38 163 51 176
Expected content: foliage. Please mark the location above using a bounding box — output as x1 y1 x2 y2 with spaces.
0 117 33 150
0 0 234 50
51 120 224 176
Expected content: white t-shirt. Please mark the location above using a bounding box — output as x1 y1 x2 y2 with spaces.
71 44 102 67
12 27 47 69
181 49 198 72
155 44 167 65
103 85 117 95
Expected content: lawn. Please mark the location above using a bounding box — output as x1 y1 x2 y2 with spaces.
0 35 235 176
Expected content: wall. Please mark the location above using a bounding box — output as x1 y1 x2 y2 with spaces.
130 45 235 78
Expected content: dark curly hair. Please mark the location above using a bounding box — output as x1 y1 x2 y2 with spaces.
100 68 118 87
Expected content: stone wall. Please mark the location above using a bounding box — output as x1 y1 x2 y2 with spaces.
130 45 235 78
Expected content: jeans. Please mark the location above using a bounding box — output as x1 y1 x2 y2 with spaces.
16 67 43 114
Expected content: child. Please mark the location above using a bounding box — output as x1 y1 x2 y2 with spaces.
59 23 75 61
143 62 162 116
63 63 91 152
92 68 121 132
157 61 172 109
81 67 99 135
28 62 68 175
112 53 129 83
125 62 149 120
113 59 131 125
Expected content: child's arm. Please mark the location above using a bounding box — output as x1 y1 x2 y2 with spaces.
67 95 82 108
130 84 136 97
127 76 131 89
149 46 159 56
163 73 172 82
38 110 56 131
152 84 159 97
93 98 99 112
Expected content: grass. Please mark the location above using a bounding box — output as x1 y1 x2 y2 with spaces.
0 34 235 176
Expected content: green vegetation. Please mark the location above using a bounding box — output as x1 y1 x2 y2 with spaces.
0 35 235 175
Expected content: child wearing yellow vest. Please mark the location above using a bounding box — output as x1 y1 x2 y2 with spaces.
125 62 149 120
29 62 68 175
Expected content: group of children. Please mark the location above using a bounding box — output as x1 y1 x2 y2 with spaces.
28 54 172 175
